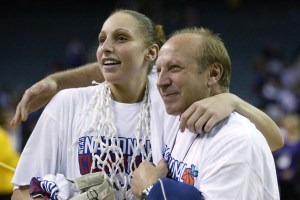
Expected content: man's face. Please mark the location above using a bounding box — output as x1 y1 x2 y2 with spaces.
156 34 210 115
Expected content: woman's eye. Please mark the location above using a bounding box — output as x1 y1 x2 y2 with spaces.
99 38 105 45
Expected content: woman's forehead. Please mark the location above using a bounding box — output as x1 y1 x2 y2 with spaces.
102 12 139 31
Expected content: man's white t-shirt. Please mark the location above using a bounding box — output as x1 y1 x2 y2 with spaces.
164 112 279 200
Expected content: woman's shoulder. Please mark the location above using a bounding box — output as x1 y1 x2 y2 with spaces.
46 85 99 111
57 85 98 97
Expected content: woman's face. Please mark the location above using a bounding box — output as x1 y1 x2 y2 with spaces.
96 12 149 85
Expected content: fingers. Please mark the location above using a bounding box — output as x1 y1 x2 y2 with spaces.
20 90 33 121
180 102 217 134
10 87 36 127
157 158 168 177
199 114 215 133
179 104 196 132
132 162 157 198
131 171 141 195
157 158 167 169
180 94 236 134
10 103 22 127
180 103 207 133
10 99 29 127
10 78 58 127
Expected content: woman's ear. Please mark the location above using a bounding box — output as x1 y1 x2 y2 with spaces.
145 44 159 61
207 62 223 86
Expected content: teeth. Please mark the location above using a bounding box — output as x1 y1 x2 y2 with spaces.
103 60 119 65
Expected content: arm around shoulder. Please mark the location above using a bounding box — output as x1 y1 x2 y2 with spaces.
232 93 284 151
10 62 103 127
51 62 103 90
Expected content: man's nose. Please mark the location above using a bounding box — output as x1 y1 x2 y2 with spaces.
157 71 171 88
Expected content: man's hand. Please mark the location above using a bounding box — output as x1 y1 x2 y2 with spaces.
179 93 236 133
132 159 169 198
10 77 59 127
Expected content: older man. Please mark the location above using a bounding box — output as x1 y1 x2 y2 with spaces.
131 27 279 200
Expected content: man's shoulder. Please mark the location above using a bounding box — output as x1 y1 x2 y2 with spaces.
228 112 254 126
221 112 260 136
206 112 266 148
198 112 273 168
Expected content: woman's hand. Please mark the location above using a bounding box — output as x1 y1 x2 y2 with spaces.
179 93 236 133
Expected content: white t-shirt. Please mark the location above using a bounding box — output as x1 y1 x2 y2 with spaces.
12 69 279 199
12 71 175 199
164 112 279 200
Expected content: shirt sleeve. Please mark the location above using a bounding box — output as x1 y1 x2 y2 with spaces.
11 94 63 187
148 178 205 200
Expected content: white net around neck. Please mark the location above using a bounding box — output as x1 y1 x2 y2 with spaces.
84 81 152 199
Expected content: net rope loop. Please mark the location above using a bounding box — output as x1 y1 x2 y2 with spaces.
80 81 151 199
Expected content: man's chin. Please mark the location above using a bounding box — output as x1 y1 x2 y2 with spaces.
165 106 181 116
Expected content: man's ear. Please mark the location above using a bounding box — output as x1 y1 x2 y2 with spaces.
207 62 223 86
145 44 159 61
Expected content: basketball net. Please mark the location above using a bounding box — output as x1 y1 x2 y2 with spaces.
84 81 152 199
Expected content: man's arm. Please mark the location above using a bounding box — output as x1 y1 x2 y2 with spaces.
179 93 284 151
11 62 102 126
131 159 204 200
50 62 103 90
147 178 204 200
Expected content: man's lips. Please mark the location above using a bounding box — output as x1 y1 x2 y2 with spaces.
161 92 179 102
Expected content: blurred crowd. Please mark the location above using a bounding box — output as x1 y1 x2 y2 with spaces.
1 0 300 199
252 42 300 121
252 42 300 199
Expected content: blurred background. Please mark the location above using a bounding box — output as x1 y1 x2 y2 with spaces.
0 0 300 199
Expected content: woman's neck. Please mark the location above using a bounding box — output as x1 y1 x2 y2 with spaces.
109 80 147 103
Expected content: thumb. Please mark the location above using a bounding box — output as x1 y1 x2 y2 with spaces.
157 159 168 176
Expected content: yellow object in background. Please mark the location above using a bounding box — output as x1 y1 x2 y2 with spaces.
0 127 19 194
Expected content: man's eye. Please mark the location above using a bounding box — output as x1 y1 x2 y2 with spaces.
170 65 181 71
116 36 127 42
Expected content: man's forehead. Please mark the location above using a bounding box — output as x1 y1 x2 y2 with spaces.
159 42 177 55
158 34 198 59
158 36 186 55
156 44 179 65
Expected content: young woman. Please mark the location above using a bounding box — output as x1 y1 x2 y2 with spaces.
11 9 283 200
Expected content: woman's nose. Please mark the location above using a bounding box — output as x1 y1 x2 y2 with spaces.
101 39 113 52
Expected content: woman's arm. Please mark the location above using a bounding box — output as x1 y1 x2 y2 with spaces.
179 93 284 151
10 62 102 127
11 63 284 151
233 94 284 151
